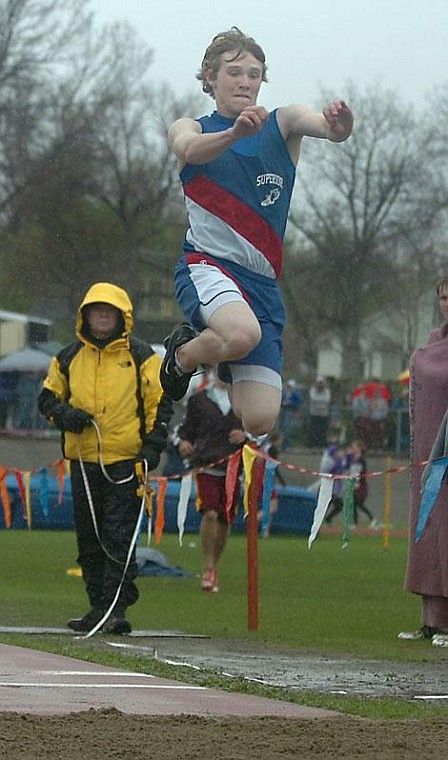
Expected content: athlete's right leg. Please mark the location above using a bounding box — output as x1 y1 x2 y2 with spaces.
160 302 261 401
177 301 261 372
161 258 262 401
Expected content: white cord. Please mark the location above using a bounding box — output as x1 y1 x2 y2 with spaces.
80 477 147 639
75 422 149 638
92 419 135 484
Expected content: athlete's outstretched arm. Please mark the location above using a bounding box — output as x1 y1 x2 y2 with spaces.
168 106 269 167
277 99 353 143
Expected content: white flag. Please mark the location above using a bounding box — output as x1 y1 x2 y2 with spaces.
177 473 193 546
308 476 334 548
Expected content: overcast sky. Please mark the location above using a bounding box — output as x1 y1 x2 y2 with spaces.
91 0 447 113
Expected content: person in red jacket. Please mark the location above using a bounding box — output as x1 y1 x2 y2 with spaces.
177 370 246 592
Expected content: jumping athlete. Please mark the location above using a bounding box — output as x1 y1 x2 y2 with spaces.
160 27 353 439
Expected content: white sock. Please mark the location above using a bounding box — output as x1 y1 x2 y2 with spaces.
245 432 269 447
174 348 190 374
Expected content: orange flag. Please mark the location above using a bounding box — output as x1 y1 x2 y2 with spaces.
57 460 66 505
155 478 167 544
0 466 11 529
225 449 242 522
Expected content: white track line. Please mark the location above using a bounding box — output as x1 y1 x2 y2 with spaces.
35 670 154 677
0 682 205 690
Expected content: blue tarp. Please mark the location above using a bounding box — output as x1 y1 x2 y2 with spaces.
136 547 191 577
0 475 317 536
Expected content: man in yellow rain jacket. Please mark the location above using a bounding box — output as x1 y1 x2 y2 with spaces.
38 282 172 634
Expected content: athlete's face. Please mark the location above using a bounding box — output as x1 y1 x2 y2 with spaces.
207 51 263 117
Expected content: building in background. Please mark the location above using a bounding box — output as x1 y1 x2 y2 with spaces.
0 310 52 357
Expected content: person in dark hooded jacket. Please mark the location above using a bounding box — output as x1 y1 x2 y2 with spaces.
38 282 172 634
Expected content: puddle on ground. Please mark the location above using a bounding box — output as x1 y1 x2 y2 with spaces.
102 637 448 699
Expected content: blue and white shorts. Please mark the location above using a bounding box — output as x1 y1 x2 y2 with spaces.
174 253 285 389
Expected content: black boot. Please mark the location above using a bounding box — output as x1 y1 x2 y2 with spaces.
67 607 104 632
102 606 132 634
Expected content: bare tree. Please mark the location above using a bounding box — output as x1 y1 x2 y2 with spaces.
0 0 92 214
0 5 201 323
286 83 438 379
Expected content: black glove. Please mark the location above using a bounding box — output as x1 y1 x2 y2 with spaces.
141 444 160 471
52 403 93 434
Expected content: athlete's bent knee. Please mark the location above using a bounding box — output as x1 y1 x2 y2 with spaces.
225 324 261 359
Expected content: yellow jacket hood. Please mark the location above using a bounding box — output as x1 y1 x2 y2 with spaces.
76 282 133 341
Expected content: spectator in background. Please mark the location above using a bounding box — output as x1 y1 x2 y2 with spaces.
0 372 17 429
278 378 302 451
392 386 410 455
324 440 377 528
352 388 372 450
13 371 45 430
177 370 246 593
321 443 345 525
346 439 377 528
307 376 331 449
400 277 448 641
257 429 286 537
352 380 391 451
369 386 390 451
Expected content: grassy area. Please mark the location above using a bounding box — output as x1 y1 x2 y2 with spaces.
1 528 447 720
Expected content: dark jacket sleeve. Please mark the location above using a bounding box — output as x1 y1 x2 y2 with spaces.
177 395 201 444
142 392 173 455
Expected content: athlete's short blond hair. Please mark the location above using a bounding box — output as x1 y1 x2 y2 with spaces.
197 26 268 99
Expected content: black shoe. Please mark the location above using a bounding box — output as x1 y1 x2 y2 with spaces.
103 615 132 635
67 607 104 632
160 322 197 401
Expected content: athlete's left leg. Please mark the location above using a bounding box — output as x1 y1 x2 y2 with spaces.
230 379 281 438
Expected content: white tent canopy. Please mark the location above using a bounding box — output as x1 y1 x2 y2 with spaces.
0 347 51 373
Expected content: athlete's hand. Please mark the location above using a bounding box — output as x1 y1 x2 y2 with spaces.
231 106 269 139
323 99 353 139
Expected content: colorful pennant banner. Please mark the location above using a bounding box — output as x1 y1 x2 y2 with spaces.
0 447 434 549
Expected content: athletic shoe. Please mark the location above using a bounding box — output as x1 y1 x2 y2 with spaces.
201 568 219 593
67 607 104 632
103 613 132 635
160 322 197 401
397 625 436 640
432 634 448 647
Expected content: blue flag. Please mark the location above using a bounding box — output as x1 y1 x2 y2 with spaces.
261 459 277 535
416 457 448 542
38 467 49 520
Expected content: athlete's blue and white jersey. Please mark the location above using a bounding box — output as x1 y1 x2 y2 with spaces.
180 110 296 280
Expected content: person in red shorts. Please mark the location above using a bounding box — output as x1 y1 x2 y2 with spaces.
177 370 246 592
